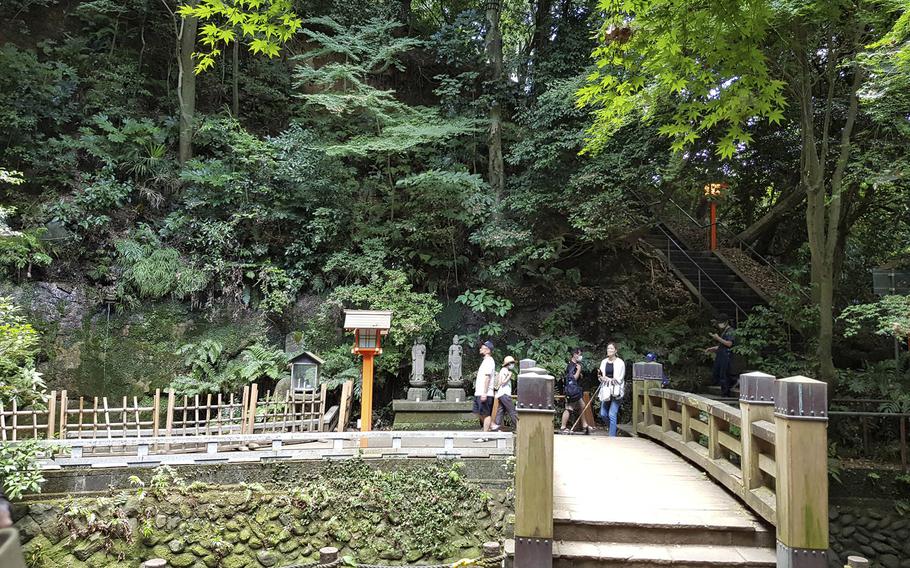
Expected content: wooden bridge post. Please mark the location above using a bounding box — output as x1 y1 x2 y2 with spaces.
513 358 554 568
631 362 664 436
739 372 776 490
774 376 828 567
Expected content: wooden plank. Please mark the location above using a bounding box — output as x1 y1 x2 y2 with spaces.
338 381 351 433
758 452 776 478
776 417 828 550
205 394 212 436
92 397 98 439
46 390 56 439
689 418 709 436
152 389 161 437
103 397 112 439
58 390 68 439
717 430 742 456
165 390 175 437
133 396 141 438
707 413 721 460
240 386 249 434
514 412 553 539
0 400 7 441
319 384 327 432
246 384 258 435
11 399 17 441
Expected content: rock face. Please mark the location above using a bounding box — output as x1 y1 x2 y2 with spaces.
828 504 909 568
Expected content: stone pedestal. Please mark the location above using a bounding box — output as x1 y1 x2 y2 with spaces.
445 388 466 402
392 400 475 430
407 386 428 401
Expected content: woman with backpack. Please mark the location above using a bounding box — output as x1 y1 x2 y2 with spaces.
598 343 626 437
561 347 593 434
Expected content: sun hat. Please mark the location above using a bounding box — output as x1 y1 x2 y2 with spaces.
502 355 516 366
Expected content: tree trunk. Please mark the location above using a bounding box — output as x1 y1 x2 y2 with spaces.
178 10 198 165
736 187 805 246
530 0 552 97
484 0 505 205
232 38 240 117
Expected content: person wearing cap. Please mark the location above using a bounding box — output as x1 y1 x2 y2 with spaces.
473 340 497 433
646 352 670 388
704 314 736 396
491 355 518 431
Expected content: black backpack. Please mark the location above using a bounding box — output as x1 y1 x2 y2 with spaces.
565 376 583 402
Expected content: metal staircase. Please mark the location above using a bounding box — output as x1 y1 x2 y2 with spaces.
641 223 766 324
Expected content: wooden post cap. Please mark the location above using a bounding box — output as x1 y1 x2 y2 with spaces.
141 560 167 568
739 372 776 404
517 370 554 411
632 361 663 381
319 547 339 562
774 376 828 420
482 542 500 557
519 359 536 370
846 557 870 567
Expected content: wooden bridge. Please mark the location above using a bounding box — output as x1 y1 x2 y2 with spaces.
4 361 831 567
508 360 830 568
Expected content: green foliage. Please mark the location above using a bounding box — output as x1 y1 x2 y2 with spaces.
115 228 209 302
0 440 47 500
171 339 289 395
307 269 442 377
839 295 910 341
0 207 52 276
0 297 46 408
733 306 807 377
178 0 302 73
578 0 786 158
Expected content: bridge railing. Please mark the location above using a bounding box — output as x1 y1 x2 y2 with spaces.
632 366 829 567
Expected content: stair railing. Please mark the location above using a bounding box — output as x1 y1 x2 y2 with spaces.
649 187 811 301
653 223 749 324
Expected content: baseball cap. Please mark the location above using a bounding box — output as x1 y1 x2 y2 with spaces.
482 340 494 350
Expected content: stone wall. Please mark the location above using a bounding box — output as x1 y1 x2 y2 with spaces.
829 502 910 568
14 460 513 568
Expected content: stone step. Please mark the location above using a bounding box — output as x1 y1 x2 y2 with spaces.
553 518 775 548
504 540 776 568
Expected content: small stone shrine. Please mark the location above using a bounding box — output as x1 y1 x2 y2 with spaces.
392 335 475 429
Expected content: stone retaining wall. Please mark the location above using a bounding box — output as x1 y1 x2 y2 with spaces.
14 460 513 568
829 502 910 568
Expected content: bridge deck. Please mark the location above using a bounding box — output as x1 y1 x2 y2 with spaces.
555 434 767 530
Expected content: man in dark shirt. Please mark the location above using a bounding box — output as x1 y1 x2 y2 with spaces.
560 348 591 433
705 314 736 396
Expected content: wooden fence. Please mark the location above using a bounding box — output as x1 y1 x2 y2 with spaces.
0 383 346 442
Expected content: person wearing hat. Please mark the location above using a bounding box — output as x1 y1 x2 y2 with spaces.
704 314 736 396
473 340 497 433
646 352 671 388
491 355 518 431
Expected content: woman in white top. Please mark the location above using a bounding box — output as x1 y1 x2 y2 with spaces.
597 343 625 437
491 355 518 431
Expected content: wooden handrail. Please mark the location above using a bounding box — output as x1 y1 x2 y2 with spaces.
632 368 830 566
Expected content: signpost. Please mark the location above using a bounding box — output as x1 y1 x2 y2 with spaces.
703 182 728 251
343 310 392 447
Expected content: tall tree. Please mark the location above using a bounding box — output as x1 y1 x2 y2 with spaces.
484 0 506 203
578 0 909 383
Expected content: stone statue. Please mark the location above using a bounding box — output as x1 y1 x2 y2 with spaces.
411 339 426 386
445 335 466 402
447 335 463 384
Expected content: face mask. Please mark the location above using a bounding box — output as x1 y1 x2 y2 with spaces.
508 364 514 370
576 355 583 362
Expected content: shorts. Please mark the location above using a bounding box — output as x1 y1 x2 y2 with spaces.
565 397 584 415
473 396 493 417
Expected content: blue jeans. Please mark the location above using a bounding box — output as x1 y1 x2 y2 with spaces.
600 399 621 437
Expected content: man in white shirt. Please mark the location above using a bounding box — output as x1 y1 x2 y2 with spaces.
473 340 496 433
